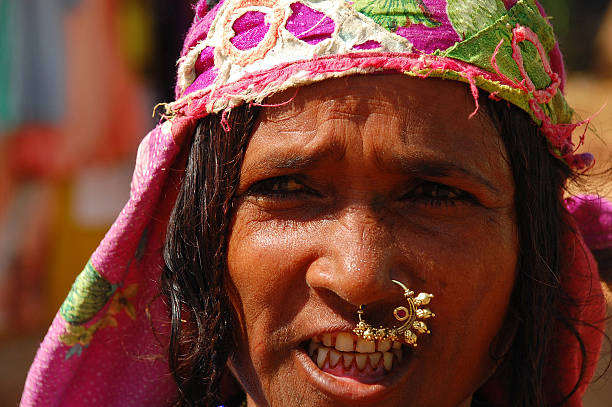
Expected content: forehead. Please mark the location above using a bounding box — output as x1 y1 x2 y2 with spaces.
264 75 479 122
246 75 510 183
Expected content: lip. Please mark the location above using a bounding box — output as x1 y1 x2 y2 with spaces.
293 332 414 403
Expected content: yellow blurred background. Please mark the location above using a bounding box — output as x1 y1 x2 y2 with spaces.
0 0 610 405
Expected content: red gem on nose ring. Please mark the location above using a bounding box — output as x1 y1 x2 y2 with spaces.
394 307 408 320
353 280 435 347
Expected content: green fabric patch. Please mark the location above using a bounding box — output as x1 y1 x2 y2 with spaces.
434 0 575 125
353 0 441 32
60 261 116 325
446 0 507 40
549 91 573 125
443 0 555 90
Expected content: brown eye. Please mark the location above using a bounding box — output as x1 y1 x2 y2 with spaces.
247 176 320 199
405 182 472 207
270 178 305 193
413 183 461 199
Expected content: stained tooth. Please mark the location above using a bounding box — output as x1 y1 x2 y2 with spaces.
383 352 393 371
369 352 382 368
355 354 368 370
392 341 402 350
377 340 391 352
312 335 321 343
317 347 329 368
356 338 376 353
335 332 354 352
329 350 341 367
392 348 403 363
322 333 333 347
308 341 319 356
343 353 354 368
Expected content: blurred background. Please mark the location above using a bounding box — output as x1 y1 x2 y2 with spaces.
0 0 610 405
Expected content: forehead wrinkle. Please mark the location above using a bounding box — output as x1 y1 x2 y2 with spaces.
399 119 427 145
325 94 399 120
259 92 374 133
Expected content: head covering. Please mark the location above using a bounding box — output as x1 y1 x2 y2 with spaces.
566 195 612 253
22 1 606 406
167 0 593 168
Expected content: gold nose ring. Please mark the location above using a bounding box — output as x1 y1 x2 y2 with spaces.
353 280 435 347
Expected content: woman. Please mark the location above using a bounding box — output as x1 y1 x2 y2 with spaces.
22 0 607 406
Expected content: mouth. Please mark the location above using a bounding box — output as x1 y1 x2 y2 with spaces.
293 330 416 403
304 332 406 383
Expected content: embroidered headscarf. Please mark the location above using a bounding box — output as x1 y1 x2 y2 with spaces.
22 1 606 406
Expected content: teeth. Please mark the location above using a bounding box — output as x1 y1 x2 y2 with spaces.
309 334 405 373
335 332 354 352
308 341 318 356
355 354 368 370
392 348 403 363
322 333 333 347
355 338 376 353
343 353 354 368
329 350 341 367
317 347 329 368
377 340 391 352
383 352 393 371
369 352 382 368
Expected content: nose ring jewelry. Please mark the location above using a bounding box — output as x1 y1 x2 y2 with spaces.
353 280 435 347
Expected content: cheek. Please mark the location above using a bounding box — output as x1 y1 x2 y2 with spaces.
435 214 517 309
227 216 311 361
228 220 310 319
227 216 326 404
406 213 518 395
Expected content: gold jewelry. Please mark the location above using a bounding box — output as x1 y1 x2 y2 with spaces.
353 280 435 347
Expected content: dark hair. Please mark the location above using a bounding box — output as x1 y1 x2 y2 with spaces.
162 93 594 406
475 97 578 407
162 105 260 406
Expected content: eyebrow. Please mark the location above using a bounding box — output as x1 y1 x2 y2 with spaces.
243 140 347 173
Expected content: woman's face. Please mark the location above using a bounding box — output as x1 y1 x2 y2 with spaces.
227 75 517 407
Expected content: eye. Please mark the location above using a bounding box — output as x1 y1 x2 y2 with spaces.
404 181 473 206
247 176 320 199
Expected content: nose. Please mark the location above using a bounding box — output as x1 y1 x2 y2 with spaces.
305 205 403 308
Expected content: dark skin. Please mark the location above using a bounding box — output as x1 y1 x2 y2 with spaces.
226 75 518 407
